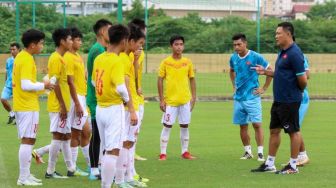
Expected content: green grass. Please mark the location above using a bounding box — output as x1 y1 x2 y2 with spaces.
0 101 336 187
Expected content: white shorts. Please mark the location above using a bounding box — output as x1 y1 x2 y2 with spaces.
161 102 191 125
69 95 88 130
125 111 140 142
49 112 71 134
96 104 125 151
15 111 39 139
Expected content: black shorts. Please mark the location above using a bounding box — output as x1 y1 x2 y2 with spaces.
270 102 301 134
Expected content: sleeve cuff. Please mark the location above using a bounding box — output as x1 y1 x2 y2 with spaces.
296 72 305 76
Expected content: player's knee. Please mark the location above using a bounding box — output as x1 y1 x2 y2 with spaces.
1 98 6 103
270 128 281 135
179 124 188 128
163 124 172 128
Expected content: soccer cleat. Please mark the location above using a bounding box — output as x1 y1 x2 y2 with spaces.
159 154 167 161
88 173 101 180
74 167 89 176
17 179 42 186
251 162 277 173
134 174 149 183
45 171 68 179
29 174 42 183
32 150 45 164
275 164 299 175
115 182 134 188
127 180 147 188
181 151 196 160
135 153 147 161
240 152 253 160
297 156 310 166
257 153 265 162
7 116 15 125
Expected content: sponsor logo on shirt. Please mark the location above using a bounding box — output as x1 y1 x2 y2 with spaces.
246 61 251 65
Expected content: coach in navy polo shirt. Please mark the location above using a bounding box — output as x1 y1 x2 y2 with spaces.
251 22 307 175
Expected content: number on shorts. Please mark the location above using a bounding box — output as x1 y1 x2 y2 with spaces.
165 114 170 122
76 118 81 126
34 124 38 133
95 69 104 96
59 119 66 128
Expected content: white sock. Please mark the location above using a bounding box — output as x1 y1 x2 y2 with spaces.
257 146 264 154
132 143 137 176
289 158 298 169
160 127 171 154
81 144 91 168
101 154 118 188
47 140 62 174
36 144 50 157
115 148 128 184
180 128 189 154
19 144 33 181
244 145 252 154
90 167 100 176
9 111 15 117
265 155 275 167
299 151 307 157
99 143 103 166
126 146 135 182
61 140 75 172
71 146 78 169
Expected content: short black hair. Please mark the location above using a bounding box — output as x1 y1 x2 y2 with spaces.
129 18 146 30
70 27 83 39
128 24 145 41
21 29 45 48
278 22 294 37
10 42 20 49
169 35 184 45
232 33 247 41
52 28 71 47
93 19 112 35
108 24 129 45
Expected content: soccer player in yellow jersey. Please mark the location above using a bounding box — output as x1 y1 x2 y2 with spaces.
92 24 136 188
158 35 197 161
114 24 147 188
65 27 90 175
13 29 54 186
45 28 77 178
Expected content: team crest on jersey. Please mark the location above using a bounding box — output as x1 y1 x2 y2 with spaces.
282 54 287 59
246 61 251 65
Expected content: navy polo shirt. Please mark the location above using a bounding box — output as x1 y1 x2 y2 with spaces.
273 43 305 103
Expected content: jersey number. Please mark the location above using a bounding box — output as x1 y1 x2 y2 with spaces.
96 69 104 96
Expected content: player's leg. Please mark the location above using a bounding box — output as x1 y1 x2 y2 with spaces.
298 101 309 166
88 103 101 179
134 104 147 161
80 119 91 171
16 112 42 186
32 144 49 164
159 105 177 160
275 102 301 174
246 97 264 161
233 100 252 159
1 87 15 124
178 102 195 160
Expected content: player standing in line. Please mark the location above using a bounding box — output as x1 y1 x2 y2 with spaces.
65 27 90 175
1 42 20 125
87 19 112 180
92 24 134 188
229 33 272 161
115 24 147 188
13 29 54 186
45 28 80 178
158 35 196 161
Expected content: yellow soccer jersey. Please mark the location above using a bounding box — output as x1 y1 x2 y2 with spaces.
92 52 124 107
47 52 71 112
120 52 139 111
158 56 195 106
12 50 40 111
64 51 87 96
129 51 145 105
